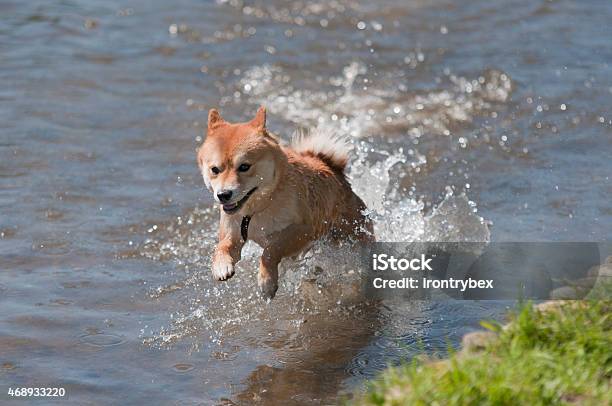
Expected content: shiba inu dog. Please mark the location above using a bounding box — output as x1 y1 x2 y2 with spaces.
197 106 373 299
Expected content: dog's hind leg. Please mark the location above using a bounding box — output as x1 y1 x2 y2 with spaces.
258 224 314 300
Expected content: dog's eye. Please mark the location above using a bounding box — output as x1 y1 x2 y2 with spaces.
238 163 251 172
210 166 220 175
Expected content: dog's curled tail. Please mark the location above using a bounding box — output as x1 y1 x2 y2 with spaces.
291 129 350 173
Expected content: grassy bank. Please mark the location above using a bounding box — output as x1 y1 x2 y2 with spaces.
354 301 611 405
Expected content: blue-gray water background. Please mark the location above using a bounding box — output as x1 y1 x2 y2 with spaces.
1 1 611 404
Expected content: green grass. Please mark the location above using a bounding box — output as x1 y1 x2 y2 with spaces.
353 301 611 406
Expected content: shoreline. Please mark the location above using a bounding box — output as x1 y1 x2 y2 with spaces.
352 259 612 405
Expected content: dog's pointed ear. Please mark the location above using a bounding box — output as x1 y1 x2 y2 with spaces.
208 108 226 131
249 106 266 131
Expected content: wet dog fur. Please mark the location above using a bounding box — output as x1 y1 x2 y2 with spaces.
197 106 373 299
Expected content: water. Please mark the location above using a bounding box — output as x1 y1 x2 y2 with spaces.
1 0 611 404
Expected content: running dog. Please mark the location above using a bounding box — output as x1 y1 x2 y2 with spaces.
197 106 373 299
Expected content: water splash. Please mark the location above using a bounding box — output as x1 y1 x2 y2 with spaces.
140 151 489 349
140 61 496 349
239 62 512 139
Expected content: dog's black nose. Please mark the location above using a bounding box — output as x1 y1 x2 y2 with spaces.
217 190 233 203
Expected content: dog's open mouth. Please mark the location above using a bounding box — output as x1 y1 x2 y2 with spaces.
222 187 258 214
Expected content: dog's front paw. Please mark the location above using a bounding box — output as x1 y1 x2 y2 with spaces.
212 255 235 281
257 274 278 300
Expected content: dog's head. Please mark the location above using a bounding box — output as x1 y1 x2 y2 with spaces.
197 106 283 215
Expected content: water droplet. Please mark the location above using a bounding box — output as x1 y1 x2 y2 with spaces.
172 363 194 373
2 362 16 370
79 333 125 348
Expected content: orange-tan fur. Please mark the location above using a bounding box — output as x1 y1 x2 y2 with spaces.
197 106 373 299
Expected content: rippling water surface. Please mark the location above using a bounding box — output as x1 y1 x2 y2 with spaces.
1 0 611 404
